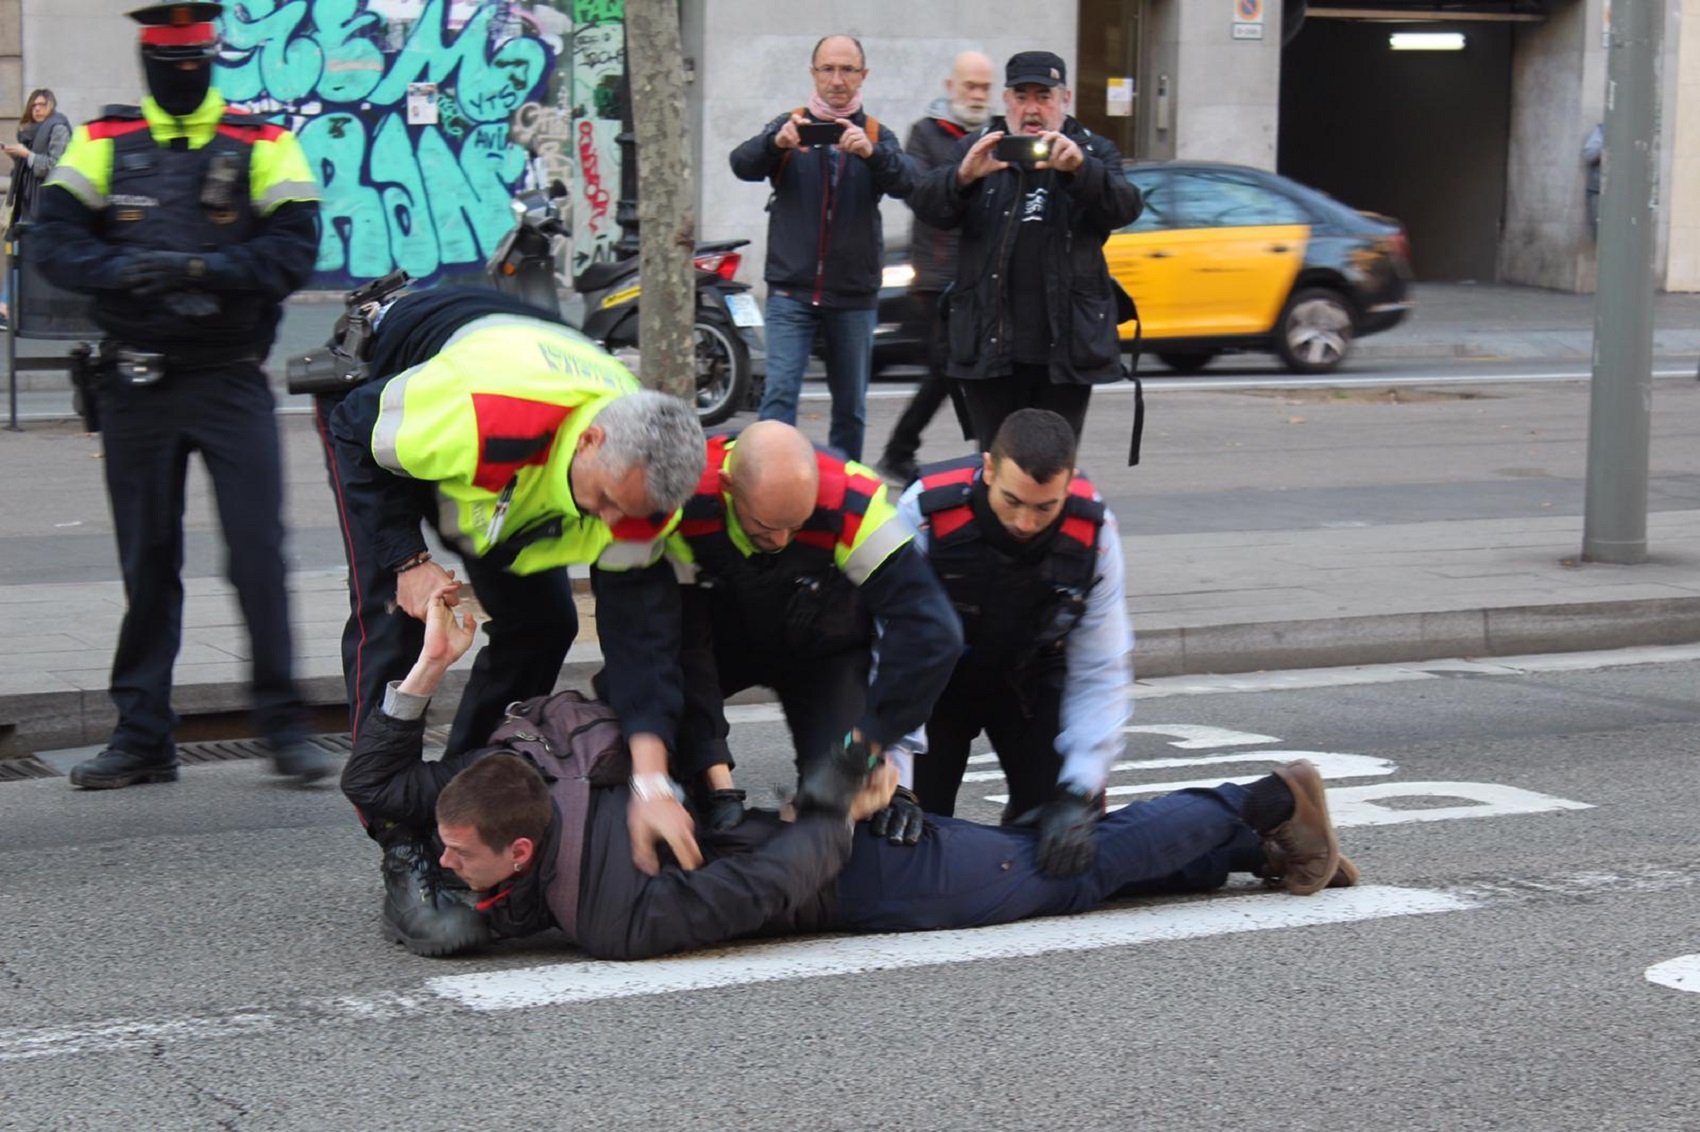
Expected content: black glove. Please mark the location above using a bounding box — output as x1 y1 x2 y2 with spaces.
697 787 746 832
114 251 206 297
162 291 221 319
1036 785 1100 878
869 785 925 846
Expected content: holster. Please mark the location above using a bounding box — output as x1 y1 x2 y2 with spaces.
68 343 100 432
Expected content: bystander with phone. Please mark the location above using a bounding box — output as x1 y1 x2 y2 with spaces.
908 51 1141 446
729 34 915 461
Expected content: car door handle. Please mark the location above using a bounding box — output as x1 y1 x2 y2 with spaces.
1146 251 1172 259
1268 244 1291 253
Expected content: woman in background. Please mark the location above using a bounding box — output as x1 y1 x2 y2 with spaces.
1 88 71 328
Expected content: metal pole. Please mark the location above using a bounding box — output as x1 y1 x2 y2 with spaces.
6 244 18 432
1582 0 1663 564
613 17 640 261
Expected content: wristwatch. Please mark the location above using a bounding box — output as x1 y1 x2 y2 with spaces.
630 773 682 804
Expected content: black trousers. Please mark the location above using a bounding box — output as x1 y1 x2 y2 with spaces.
881 291 974 464
97 361 303 758
313 398 577 759
913 668 1064 823
683 642 869 783
958 363 1091 451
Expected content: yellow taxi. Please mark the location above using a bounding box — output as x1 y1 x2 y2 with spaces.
1112 161 1413 374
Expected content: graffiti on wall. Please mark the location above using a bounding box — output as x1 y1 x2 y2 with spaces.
216 0 626 287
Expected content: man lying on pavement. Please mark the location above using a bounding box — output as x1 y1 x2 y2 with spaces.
341 585 1360 960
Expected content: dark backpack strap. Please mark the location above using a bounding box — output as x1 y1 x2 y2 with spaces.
1127 365 1145 467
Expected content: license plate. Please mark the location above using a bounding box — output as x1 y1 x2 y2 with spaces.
724 293 763 328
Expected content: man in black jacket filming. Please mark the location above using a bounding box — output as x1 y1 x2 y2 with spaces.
908 50 1142 447
341 585 1358 961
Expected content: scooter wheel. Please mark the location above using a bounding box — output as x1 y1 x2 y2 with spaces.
694 314 751 426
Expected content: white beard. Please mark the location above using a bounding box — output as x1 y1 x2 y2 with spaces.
952 98 990 128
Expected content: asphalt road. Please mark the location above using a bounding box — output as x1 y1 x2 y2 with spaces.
3 648 1699 1129
4 362 1699 586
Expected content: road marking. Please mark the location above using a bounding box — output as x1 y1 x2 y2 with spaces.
1646 956 1700 994
973 749 1396 788
1327 781 1593 826
422 885 1475 1012
14 865 1696 1059
815 367 1700 403
725 647 1700 720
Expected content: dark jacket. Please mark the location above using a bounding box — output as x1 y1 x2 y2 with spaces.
907 115 1141 385
7 109 70 229
905 97 973 293
729 107 915 308
328 288 687 746
341 705 850 960
32 95 319 362
658 436 964 777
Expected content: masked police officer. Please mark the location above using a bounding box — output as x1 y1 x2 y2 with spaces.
31 2 329 789
896 409 1133 877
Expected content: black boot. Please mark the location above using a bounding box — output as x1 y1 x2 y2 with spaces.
69 747 179 790
271 738 334 784
380 835 490 958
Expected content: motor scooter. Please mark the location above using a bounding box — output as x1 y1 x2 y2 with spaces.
487 181 765 425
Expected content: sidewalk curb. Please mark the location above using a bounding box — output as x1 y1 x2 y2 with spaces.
7 595 1700 760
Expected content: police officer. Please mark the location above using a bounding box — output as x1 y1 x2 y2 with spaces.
643 420 962 830
319 287 707 956
896 409 1133 877
31 2 329 789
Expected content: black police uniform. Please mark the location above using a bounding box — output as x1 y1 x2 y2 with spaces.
30 2 325 787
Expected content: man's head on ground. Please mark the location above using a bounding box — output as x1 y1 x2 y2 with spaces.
436 754 552 891
571 390 705 525
724 420 819 553
811 34 868 113
132 2 223 116
947 51 996 127
982 409 1077 542
1003 50 1071 136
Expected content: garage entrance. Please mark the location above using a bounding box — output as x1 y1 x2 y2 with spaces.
1277 17 1514 282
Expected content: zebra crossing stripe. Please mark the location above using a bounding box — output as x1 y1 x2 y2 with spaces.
424 885 1475 1011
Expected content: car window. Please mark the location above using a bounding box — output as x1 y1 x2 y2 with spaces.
1121 169 1174 232
1168 170 1311 228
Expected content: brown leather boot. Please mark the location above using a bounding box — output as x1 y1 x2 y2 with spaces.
1263 760 1342 896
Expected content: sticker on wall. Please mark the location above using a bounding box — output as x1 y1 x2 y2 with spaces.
1106 76 1134 117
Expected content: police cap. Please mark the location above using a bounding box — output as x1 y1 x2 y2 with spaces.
129 3 224 61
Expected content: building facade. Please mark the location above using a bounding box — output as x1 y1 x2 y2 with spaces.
8 0 1694 294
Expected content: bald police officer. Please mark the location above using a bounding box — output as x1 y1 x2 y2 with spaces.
32 2 329 789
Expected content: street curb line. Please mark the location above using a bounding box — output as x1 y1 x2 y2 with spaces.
4 595 1699 760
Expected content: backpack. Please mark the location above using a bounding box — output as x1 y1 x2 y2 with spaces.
486 690 631 940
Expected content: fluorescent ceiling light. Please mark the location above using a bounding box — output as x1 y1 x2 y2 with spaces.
1390 32 1466 51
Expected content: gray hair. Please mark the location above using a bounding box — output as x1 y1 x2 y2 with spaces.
593 390 705 513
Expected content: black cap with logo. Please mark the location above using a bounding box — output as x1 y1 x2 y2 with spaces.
1005 51 1067 89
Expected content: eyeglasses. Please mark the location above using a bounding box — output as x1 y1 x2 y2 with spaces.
812 65 865 78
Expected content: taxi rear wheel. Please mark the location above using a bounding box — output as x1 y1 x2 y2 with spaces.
1155 350 1218 374
1276 288 1355 374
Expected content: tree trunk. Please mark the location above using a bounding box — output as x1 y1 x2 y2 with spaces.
624 0 695 401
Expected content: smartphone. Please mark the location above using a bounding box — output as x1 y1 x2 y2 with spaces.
796 121 847 147
994 134 1052 166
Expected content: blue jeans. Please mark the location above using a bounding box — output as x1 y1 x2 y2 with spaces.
831 784 1261 932
760 290 876 461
